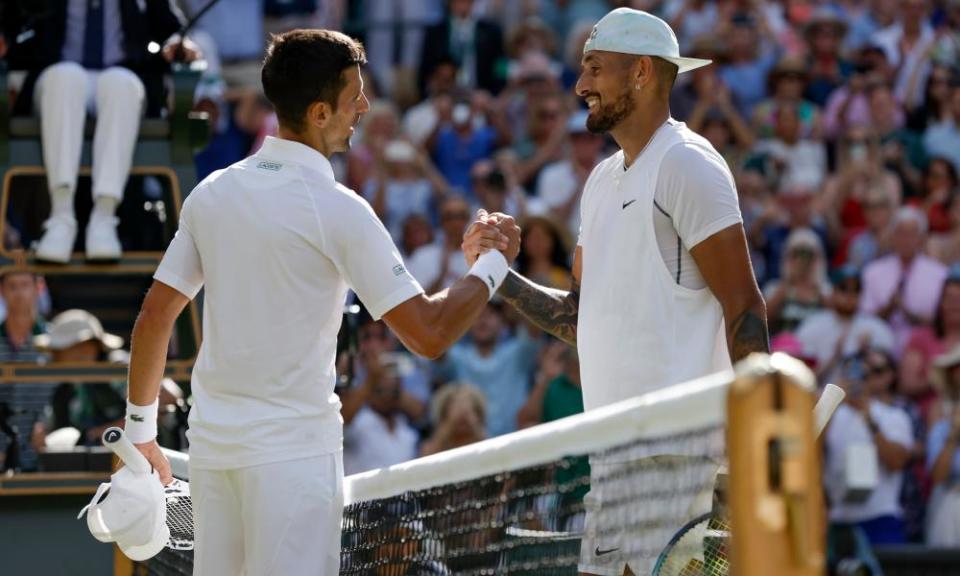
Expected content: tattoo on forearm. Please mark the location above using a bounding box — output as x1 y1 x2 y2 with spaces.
499 271 579 347
729 308 770 363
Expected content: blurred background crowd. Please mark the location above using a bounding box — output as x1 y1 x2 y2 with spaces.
2 0 960 566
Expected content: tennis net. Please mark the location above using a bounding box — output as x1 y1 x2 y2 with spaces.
135 369 737 576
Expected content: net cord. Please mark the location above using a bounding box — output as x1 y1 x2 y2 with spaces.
161 369 732 505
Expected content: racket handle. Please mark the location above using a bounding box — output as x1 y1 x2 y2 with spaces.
814 383 845 439
102 427 152 474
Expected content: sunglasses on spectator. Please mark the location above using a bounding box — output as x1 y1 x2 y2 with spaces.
866 364 890 377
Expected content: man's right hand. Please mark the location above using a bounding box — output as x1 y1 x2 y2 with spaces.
462 209 511 266
134 439 173 485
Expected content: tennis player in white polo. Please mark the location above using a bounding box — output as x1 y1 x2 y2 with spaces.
122 30 519 575
470 8 769 576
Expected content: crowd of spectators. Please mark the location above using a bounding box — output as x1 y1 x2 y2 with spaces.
2 0 960 562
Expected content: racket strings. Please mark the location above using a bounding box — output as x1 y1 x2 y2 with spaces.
654 513 731 576
164 479 195 551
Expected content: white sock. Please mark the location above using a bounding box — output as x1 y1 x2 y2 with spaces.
91 196 119 221
49 185 74 219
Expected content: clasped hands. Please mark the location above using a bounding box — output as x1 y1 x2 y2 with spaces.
461 209 521 267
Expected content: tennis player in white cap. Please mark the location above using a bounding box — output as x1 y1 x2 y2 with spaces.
464 8 769 575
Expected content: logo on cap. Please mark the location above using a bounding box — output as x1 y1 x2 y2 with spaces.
589 26 599 40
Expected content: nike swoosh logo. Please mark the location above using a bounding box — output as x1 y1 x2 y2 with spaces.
487 275 495 288
595 546 619 556
622 199 637 209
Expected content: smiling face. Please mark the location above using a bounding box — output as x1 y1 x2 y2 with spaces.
575 51 637 134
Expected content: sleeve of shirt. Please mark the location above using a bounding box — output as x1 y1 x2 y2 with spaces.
657 144 743 250
879 405 915 450
154 196 204 299
321 193 425 321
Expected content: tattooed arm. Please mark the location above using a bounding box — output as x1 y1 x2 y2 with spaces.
498 246 583 348
690 224 770 363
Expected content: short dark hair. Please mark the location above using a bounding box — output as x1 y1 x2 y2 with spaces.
261 29 367 133
651 57 678 97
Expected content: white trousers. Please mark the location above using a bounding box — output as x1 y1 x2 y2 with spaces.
363 0 436 94
190 452 344 576
34 61 144 201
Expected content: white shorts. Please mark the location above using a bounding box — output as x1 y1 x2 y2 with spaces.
577 454 721 576
191 451 344 576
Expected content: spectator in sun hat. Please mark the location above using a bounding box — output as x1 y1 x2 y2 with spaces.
30 310 128 448
802 6 854 107
33 309 123 356
752 56 820 140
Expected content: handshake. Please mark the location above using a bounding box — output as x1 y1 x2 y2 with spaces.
461 209 522 267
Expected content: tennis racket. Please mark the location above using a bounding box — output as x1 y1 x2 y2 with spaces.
102 427 194 551
652 383 845 576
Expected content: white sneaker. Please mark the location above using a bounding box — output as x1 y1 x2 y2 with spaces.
35 214 78 263
85 216 122 261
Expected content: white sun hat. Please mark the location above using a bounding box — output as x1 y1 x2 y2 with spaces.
78 465 169 561
583 8 713 74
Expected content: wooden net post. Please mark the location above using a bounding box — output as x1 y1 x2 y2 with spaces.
727 353 826 576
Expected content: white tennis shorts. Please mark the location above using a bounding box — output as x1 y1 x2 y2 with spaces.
191 451 344 576
577 454 721 576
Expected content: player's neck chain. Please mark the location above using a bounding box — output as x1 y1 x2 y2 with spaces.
623 119 670 172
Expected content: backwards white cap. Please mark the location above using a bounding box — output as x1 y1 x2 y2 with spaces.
78 465 169 561
583 8 712 74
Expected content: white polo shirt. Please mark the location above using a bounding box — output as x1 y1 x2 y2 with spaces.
155 136 424 470
824 401 914 522
577 120 739 410
342 407 418 475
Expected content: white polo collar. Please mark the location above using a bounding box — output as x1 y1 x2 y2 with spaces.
255 136 335 180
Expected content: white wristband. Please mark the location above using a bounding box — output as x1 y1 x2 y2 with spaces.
125 399 159 444
468 250 509 299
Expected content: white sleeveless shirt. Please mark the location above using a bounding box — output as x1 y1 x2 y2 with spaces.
577 120 736 411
